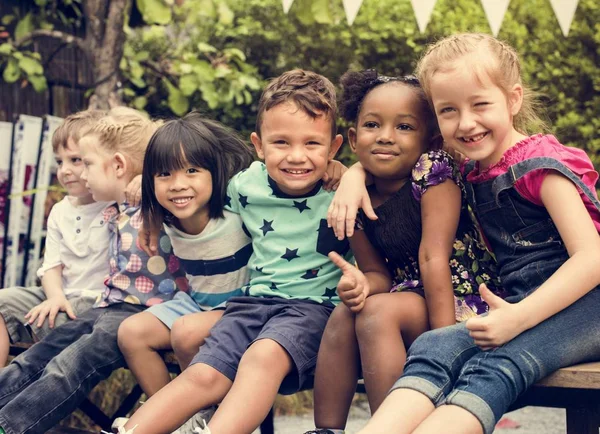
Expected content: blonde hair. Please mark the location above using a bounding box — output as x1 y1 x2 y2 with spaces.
85 107 162 176
416 33 547 135
52 110 107 152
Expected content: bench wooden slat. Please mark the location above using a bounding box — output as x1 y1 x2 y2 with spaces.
535 362 600 389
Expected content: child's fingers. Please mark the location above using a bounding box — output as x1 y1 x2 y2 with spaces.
340 285 363 300
328 251 354 273
465 317 488 331
362 199 378 222
65 303 77 320
335 205 349 240
37 308 50 328
344 204 358 238
47 307 59 328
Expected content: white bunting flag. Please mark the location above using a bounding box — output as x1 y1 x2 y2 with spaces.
342 0 363 25
481 0 510 36
282 0 294 14
549 0 579 36
410 0 437 33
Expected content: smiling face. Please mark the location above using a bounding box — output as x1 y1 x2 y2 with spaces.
153 161 213 235
349 83 429 186
429 58 524 169
55 138 94 204
251 101 343 196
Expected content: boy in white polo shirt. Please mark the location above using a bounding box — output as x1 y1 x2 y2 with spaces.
0 110 113 366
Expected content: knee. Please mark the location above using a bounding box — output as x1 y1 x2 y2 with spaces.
117 315 149 353
355 294 393 341
321 304 355 347
182 363 225 390
241 341 290 374
171 316 199 356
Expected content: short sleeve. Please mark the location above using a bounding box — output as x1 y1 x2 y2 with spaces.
37 205 63 278
225 174 241 214
411 150 461 201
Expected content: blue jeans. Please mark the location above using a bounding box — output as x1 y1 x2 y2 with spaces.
0 303 144 434
391 286 600 434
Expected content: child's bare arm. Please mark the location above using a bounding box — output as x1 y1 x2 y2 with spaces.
322 159 347 191
327 162 377 240
419 180 461 329
467 173 600 349
26 266 76 328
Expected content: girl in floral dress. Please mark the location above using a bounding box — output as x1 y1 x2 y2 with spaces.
307 70 503 434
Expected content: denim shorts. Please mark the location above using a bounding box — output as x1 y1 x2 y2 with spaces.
391 286 600 434
191 296 333 395
146 291 208 329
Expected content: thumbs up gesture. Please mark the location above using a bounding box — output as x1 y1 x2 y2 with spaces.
466 284 525 350
328 251 370 312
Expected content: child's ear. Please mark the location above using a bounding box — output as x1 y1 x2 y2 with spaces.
348 127 358 153
113 152 128 178
250 132 265 159
328 134 344 160
509 83 524 117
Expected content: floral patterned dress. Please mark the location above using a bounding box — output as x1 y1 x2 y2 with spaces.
357 150 503 321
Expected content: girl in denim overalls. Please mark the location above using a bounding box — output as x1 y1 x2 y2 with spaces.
348 33 600 434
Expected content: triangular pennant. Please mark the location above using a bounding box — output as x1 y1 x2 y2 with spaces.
342 0 364 25
410 0 437 33
549 0 579 36
282 0 294 14
481 0 510 36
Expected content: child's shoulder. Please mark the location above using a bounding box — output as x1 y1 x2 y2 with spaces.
411 149 459 185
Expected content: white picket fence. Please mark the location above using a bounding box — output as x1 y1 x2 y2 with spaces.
0 115 64 288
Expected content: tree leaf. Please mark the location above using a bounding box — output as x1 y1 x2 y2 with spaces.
311 0 333 24
2 59 20 83
0 43 12 55
15 13 34 42
133 96 148 110
217 2 234 25
164 79 189 115
179 74 198 96
18 56 44 76
28 74 47 92
136 0 172 25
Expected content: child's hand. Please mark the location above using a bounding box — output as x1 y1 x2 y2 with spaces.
466 284 525 350
25 296 76 329
327 169 376 240
125 175 142 207
328 251 369 312
322 160 347 192
138 221 160 256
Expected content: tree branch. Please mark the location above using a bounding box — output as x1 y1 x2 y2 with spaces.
15 30 86 53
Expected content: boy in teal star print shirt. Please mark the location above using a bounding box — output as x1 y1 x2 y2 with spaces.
225 160 351 304
122 70 353 434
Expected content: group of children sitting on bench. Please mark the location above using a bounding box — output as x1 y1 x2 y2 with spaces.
1 32 600 434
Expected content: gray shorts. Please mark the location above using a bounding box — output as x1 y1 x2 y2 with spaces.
0 286 98 343
191 296 334 395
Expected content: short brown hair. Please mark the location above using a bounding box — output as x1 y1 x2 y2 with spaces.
255 69 338 137
51 110 107 152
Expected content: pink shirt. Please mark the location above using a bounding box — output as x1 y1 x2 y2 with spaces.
465 134 600 232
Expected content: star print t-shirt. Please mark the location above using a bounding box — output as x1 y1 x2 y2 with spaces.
225 161 352 305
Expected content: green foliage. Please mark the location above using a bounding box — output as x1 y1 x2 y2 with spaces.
1 0 598 172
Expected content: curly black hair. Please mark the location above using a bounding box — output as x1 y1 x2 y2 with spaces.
339 69 439 145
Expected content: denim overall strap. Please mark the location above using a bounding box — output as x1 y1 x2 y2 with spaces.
491 157 600 212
